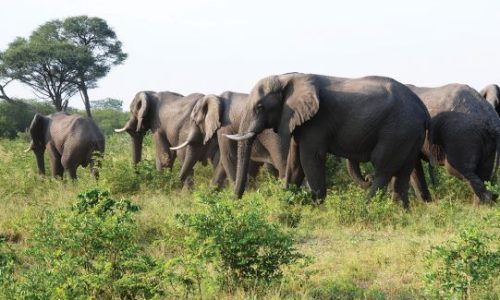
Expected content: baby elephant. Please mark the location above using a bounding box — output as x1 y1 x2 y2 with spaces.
418 111 499 204
25 112 105 179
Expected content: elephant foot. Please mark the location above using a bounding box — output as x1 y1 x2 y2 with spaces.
473 191 497 206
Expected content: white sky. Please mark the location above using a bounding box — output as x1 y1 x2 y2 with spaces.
1 0 499 110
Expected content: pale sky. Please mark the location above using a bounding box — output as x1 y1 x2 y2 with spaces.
1 0 499 110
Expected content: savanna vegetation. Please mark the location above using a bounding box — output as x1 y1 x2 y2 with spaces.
0 117 498 299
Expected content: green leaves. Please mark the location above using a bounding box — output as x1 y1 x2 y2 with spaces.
424 223 500 299
0 16 126 113
176 189 304 290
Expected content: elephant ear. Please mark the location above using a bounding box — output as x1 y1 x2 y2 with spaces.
133 92 150 132
29 113 47 147
278 74 320 136
191 94 221 144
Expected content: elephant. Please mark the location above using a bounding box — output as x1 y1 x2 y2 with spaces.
480 84 500 116
24 112 105 179
349 84 500 204
114 91 220 185
170 91 286 190
226 73 430 209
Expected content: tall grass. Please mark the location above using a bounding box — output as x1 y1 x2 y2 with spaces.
0 134 498 299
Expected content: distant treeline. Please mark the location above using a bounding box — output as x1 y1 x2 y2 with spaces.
0 99 129 138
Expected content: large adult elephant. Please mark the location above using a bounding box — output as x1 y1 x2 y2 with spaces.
349 84 500 204
24 112 105 179
114 91 220 185
170 91 286 190
226 73 430 209
480 84 500 116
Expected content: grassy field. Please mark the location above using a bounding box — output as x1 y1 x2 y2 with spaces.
0 133 498 299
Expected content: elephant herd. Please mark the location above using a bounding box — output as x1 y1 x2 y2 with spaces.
25 73 500 209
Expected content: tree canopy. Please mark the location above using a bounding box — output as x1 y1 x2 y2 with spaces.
0 16 127 116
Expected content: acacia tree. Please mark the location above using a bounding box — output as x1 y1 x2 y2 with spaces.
1 36 87 111
0 54 14 103
50 16 127 117
1 16 126 116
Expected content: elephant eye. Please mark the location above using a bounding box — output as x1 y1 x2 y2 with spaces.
255 104 264 113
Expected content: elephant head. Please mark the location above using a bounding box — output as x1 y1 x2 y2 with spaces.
226 73 320 197
115 91 155 164
25 113 49 175
170 94 222 181
480 84 500 117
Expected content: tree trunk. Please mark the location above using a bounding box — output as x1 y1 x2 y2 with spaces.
54 94 63 111
80 84 92 118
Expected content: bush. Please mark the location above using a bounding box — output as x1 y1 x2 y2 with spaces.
424 223 500 299
3 188 172 299
327 187 406 229
175 189 304 290
0 99 54 138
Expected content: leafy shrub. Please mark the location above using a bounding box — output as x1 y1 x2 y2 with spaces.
327 187 405 229
175 189 304 290
0 238 16 296
0 99 54 138
4 188 172 299
91 108 129 136
424 224 500 299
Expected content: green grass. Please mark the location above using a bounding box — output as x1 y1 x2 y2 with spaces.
0 134 498 299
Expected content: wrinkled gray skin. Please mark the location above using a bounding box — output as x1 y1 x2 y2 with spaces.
480 84 500 116
26 112 105 179
228 73 429 209
171 91 286 190
115 91 219 185
350 84 500 204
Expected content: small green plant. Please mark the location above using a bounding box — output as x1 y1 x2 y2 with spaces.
5 188 173 299
327 187 405 229
424 224 499 299
176 188 305 291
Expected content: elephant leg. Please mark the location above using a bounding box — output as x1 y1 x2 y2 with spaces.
299 141 327 202
218 129 238 183
47 146 64 178
265 163 279 178
410 159 432 202
61 154 78 180
445 148 492 205
285 136 305 188
154 133 174 170
210 161 227 188
368 134 422 205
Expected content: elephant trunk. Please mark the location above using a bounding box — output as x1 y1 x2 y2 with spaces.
178 129 203 183
234 139 254 198
34 150 45 175
179 144 199 183
132 134 144 164
346 159 372 189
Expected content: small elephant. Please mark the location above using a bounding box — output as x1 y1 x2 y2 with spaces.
480 84 500 116
115 91 220 185
426 112 497 204
25 112 105 179
170 92 286 190
227 73 430 209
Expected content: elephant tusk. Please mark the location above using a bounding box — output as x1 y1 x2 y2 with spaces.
224 132 256 141
170 140 190 150
114 127 128 133
24 147 32 153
